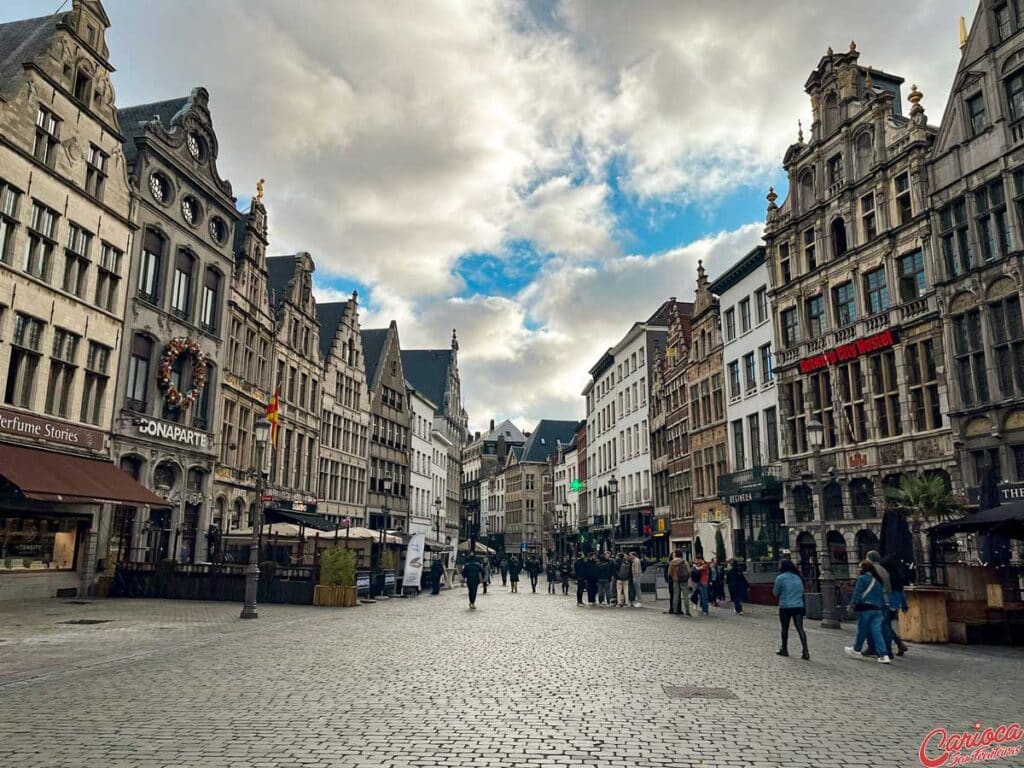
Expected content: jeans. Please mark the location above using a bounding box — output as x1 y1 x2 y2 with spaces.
732 598 743 613
562 577 570 595
698 584 709 614
501 571 507 586
547 579 556 594
530 574 539 592
577 580 586 604
633 577 643 605
854 609 887 657
779 607 808 652
597 580 611 604
467 580 479 606
670 582 682 614
616 579 629 605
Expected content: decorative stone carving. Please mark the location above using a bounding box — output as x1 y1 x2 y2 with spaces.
1004 410 1024 432
879 443 903 465
964 416 992 437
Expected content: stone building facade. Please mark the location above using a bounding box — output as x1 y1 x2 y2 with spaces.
110 87 238 564
765 44 953 574
663 300 694 557
316 294 370 526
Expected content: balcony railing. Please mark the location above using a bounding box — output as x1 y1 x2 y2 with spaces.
126 398 147 414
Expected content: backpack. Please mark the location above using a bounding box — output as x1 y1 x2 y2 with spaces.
690 567 701 583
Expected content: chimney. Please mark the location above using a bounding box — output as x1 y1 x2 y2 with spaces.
496 434 507 460
475 431 481 441
490 419 495 432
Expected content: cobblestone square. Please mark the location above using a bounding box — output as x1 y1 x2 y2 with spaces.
1 588 1022 768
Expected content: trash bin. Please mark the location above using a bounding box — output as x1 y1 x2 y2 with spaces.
804 591 823 620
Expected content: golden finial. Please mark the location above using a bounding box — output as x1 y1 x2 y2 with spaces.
865 66 874 90
255 178 265 203
908 84 923 106
959 16 968 51
850 40 857 52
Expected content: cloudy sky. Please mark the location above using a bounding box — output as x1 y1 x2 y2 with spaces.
7 0 970 431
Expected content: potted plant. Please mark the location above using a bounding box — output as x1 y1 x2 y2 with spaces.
315 547 358 607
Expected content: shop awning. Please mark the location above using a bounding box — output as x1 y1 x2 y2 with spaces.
0 443 170 507
263 506 339 532
928 502 1024 540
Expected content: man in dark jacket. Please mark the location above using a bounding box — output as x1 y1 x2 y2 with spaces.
559 558 572 595
499 557 508 586
430 558 444 595
574 554 589 606
526 557 542 593
507 557 522 593
584 553 599 606
725 559 749 615
595 553 613 605
462 555 484 609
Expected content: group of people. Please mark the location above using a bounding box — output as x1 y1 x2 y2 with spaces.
664 552 749 616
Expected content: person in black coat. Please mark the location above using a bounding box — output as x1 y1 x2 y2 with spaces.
526 557 542 593
559 558 572 595
573 554 589 606
430 558 443 595
725 559 749 615
499 558 508 586
461 555 484 609
507 557 522 593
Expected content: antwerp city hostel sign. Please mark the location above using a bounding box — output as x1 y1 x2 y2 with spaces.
798 328 899 375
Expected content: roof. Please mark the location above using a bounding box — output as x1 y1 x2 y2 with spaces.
482 419 526 443
401 349 453 415
116 96 189 162
521 420 583 463
0 14 63 102
709 246 767 296
360 328 389 387
316 301 350 361
266 255 297 308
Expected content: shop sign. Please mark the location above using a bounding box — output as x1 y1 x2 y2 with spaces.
136 417 208 448
798 328 899 374
718 466 782 500
0 407 104 451
966 482 1024 504
725 492 753 504
653 517 669 537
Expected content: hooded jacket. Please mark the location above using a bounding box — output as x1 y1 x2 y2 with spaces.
667 556 686 583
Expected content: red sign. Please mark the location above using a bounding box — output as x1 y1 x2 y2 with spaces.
798 329 899 374
261 495 274 502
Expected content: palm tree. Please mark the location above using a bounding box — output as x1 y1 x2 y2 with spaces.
884 474 961 582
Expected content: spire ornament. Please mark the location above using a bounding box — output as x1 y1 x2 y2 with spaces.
849 40 857 52
255 178 265 203
959 16 968 51
908 84 926 126
798 119 804 144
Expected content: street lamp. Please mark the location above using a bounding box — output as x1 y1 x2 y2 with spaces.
241 418 271 619
806 418 840 629
377 468 393 598
608 476 619 553
554 503 565 562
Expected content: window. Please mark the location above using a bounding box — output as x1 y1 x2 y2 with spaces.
5 313 44 407
728 361 740 398
863 267 888 315
898 250 926 302
33 106 60 167
779 242 791 283
976 180 1010 262
940 199 973 278
871 351 902 438
193 364 213 429
712 373 724 420
855 131 873 176
73 70 92 104
803 227 816 271
784 381 806 454
990 293 1024 398
94 243 121 312
781 307 799 347
831 281 855 327
724 308 736 341
836 360 866 442
1007 68 1024 122
827 153 843 186
0 179 21 263
80 341 110 425
755 286 768 323
997 2 1012 40
967 94 987 136
85 145 108 199
894 173 913 225
24 201 58 281
806 294 826 337
765 407 779 462
739 298 751 333
170 250 194 318
748 413 761 467
808 370 837 448
62 223 92 298
743 352 756 391
138 230 164 303
200 268 220 332
906 340 942 432
830 219 849 260
45 327 80 417
861 192 877 241
126 335 152 411
760 344 773 383
953 309 989 406
732 420 745 470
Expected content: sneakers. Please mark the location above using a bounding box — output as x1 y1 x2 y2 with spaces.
844 647 864 659
877 655 892 664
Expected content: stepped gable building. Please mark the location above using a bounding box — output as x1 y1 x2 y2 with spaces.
929 5 1024 503
213 188 276 533
401 332 468 543
111 87 239 565
662 299 694 557
316 294 370 526
0 0 167 601
264 253 323 515
765 43 953 573
362 322 411 532
684 261 730 560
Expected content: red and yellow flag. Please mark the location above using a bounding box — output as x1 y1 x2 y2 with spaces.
266 388 281 447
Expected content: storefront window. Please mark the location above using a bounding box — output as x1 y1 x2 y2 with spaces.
1 515 82 571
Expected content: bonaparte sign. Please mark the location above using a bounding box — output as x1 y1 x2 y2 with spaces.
137 417 208 448
0 407 104 451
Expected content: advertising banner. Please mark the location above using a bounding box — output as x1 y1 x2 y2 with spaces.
403 533 426 589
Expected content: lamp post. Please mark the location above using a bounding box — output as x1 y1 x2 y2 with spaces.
806 418 841 629
377 468 393 598
608 476 619 553
554 503 564 562
433 496 443 587
240 418 271 620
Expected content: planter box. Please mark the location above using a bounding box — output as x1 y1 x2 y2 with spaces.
314 585 359 607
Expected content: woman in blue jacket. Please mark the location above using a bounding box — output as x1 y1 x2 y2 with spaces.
773 560 810 659
845 560 892 664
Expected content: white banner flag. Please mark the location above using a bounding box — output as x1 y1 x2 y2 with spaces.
403 533 426 589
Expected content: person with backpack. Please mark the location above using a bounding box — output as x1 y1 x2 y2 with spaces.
461 555 484 609
559 557 572 595
773 559 810 659
507 556 522 593
666 550 688 615
845 559 893 665
725 559 749 615
615 553 632 607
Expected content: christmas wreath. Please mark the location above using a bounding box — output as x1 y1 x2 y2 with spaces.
157 337 207 410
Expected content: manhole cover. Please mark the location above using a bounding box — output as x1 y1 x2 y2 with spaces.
64 600 92 605
663 686 737 700
59 619 112 625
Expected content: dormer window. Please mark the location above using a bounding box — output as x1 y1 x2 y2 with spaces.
967 94 987 136
823 92 839 134
84 24 96 46
827 154 843 187
73 71 92 105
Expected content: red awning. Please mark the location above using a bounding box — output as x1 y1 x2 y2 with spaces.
0 443 170 507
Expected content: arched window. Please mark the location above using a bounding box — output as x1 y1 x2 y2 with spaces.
796 531 817 577
823 481 843 520
139 229 165 304
855 131 873 176
200 268 221 332
171 249 195 318
792 484 813 522
831 218 848 257
823 91 839 134
232 498 245 530
827 530 848 575
799 169 815 211
855 529 880 561
193 362 214 430
126 334 153 412
850 478 874 519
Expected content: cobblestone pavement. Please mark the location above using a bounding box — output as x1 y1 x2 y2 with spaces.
1 586 1022 768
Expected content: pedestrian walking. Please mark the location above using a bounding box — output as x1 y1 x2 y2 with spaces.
666 550 687 615
773 560 810 660
595 553 613 605
585 553 599 606
462 555 484 609
708 557 722 607
482 559 492 594
882 554 910 656
559 558 572 595
574 553 589 606
631 550 643 607
546 559 557 594
526 556 542 593
615 553 631 607
508 557 521 593
500 557 508 587
693 557 710 615
863 550 891 656
845 559 893 664
430 557 443 595
726 559 749 615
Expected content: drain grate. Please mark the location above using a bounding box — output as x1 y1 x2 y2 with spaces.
663 685 737 700
59 619 112 625
64 600 92 605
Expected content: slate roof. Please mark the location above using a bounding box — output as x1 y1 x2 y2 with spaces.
521 420 583 463
401 349 453 416
315 302 350 362
266 255 297 309
360 329 389 388
482 419 526 443
116 96 189 162
0 14 63 101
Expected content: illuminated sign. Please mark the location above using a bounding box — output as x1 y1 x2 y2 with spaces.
798 329 899 375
